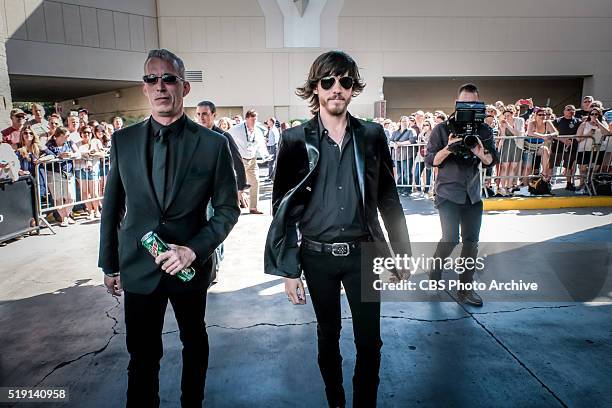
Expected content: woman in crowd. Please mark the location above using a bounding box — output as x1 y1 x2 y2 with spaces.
496 105 525 195
218 117 232 132
94 124 112 198
413 118 434 196
525 108 558 180
75 125 104 220
46 127 79 227
575 106 610 188
17 125 54 200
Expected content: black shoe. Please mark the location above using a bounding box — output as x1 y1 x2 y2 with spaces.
428 269 441 281
565 183 576 191
457 289 483 307
485 187 495 197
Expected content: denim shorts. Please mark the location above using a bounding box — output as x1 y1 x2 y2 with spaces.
76 168 99 180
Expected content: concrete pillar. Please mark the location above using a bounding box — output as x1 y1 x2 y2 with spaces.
0 10 12 129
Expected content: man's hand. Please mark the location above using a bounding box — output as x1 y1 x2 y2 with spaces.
470 137 493 166
155 245 196 275
104 275 122 296
284 277 306 305
447 133 462 147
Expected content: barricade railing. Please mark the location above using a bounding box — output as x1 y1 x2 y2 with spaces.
389 142 434 194
482 134 599 196
33 152 110 232
589 134 612 195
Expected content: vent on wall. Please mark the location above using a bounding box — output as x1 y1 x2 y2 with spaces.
185 71 203 82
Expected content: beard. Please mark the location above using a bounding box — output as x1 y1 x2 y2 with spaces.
320 96 349 116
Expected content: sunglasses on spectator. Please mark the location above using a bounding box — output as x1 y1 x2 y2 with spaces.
537 114 546 117
319 76 354 90
590 112 600 116
23 131 34 135
565 108 575 111
142 73 184 85
82 131 92 134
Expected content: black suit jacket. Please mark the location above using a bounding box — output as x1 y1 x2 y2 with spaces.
264 114 410 278
211 125 248 191
98 116 240 294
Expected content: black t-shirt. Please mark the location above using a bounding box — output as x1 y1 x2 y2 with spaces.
554 116 581 136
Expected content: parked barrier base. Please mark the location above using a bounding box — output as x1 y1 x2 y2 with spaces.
483 196 612 210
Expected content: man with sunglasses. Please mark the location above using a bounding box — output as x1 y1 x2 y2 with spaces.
99 48 240 407
2 108 26 147
265 51 410 408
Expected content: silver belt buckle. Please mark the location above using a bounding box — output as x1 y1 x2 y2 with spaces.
331 242 350 257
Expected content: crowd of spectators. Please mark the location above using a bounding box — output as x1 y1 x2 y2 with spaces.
1 104 121 227
2 95 610 235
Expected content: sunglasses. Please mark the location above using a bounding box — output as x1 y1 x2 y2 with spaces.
142 73 183 85
590 112 600 116
319 76 354 90
537 114 546 117
82 131 92 134
23 131 34 135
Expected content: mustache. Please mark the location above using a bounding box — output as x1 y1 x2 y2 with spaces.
327 95 346 101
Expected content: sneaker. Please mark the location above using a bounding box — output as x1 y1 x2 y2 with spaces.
60 219 69 227
94 210 101 218
88 211 95 220
67 217 76 225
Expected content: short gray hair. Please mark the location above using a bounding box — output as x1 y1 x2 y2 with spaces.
144 48 185 79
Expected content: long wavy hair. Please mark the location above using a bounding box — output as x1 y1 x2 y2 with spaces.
296 51 365 115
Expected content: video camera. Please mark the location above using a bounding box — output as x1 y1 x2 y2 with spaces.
447 101 488 159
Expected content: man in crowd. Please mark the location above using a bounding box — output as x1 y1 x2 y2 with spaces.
554 105 581 191
575 95 593 120
66 114 81 144
390 115 418 195
78 108 89 125
112 116 124 132
425 83 499 307
27 103 49 141
195 100 248 200
265 117 280 181
99 48 239 406
265 50 410 408
2 108 26 147
227 109 268 214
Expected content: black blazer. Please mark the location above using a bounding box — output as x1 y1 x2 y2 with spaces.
98 116 240 294
211 125 248 191
264 114 410 279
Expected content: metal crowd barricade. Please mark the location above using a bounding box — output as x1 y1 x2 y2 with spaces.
389 142 434 194
481 134 599 197
33 152 111 232
589 134 612 195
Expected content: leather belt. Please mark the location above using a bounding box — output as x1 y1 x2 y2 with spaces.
302 236 371 257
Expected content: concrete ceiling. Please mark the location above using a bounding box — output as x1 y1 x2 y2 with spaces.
9 75 140 102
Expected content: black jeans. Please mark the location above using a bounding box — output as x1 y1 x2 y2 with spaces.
432 198 483 283
124 274 209 408
301 245 382 408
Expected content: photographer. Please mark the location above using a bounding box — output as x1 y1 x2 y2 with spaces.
425 83 499 306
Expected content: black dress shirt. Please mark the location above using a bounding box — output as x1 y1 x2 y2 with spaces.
148 114 187 208
300 115 368 242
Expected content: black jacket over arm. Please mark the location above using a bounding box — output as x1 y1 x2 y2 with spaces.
98 117 240 294
212 125 248 191
264 114 410 278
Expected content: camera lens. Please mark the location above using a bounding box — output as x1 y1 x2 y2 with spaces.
463 135 478 149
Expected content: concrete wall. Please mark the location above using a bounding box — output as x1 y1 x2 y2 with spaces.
2 0 158 81
7 0 610 122
0 0 12 128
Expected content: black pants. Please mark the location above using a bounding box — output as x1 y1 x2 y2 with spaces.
432 199 483 283
267 144 277 179
301 245 382 408
124 274 209 408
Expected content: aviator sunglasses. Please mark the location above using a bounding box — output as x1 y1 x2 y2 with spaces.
142 73 184 85
319 76 354 90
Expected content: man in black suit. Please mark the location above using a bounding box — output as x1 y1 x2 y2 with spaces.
98 49 240 407
264 51 410 408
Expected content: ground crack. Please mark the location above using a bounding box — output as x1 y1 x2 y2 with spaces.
471 304 576 315
32 296 121 388
450 292 569 407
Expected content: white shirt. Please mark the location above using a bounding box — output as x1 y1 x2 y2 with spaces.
227 123 268 160
0 143 20 181
68 131 81 145
267 126 280 146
